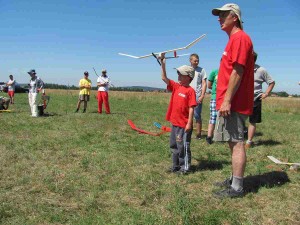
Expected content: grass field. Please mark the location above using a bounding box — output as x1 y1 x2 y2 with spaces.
0 90 299 225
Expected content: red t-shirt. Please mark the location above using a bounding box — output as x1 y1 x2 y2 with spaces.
166 80 197 128
216 30 254 115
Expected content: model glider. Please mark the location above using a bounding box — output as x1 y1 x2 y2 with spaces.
0 110 11 113
128 120 167 136
119 34 206 64
267 156 300 166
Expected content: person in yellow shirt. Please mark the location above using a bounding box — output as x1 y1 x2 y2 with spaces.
75 71 92 113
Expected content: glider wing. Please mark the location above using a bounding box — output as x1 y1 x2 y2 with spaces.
267 156 300 166
118 34 206 59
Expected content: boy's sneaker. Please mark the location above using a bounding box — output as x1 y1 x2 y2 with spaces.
206 136 213 145
213 186 244 199
176 168 190 175
214 178 232 188
82 109 86 113
166 167 180 173
75 109 79 113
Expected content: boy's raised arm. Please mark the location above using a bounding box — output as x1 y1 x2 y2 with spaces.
160 53 170 85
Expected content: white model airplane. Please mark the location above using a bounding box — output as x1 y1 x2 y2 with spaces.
267 156 300 166
118 34 206 64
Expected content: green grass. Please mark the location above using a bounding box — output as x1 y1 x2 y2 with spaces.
0 90 299 224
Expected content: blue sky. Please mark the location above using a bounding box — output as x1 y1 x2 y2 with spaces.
1 0 299 94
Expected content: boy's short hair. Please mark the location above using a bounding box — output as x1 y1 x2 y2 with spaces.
190 53 199 60
174 65 195 79
253 51 258 62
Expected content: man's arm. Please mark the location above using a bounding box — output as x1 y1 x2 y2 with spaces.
198 79 207 103
261 81 275 99
160 53 170 85
219 63 244 117
185 107 194 132
208 80 213 89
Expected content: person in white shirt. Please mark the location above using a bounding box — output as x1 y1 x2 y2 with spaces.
6 75 16 104
97 69 111 114
189 54 207 139
28 69 44 117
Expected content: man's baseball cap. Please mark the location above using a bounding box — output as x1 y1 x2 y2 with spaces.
102 69 107 73
174 65 195 79
84 71 89 75
28 69 36 75
212 3 243 29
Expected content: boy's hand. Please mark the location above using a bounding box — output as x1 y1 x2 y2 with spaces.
160 53 166 64
185 123 192 132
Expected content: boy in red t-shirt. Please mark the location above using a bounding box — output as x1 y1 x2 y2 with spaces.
160 53 197 174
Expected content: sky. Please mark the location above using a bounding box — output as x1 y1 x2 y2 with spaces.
1 0 299 94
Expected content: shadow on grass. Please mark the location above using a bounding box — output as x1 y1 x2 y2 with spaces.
244 171 289 193
190 159 230 172
255 139 282 147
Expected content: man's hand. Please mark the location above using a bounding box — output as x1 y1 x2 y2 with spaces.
219 100 231 117
260 93 269 100
197 96 204 104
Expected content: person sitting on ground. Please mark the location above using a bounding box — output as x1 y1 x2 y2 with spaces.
245 52 275 149
0 96 10 110
160 53 197 174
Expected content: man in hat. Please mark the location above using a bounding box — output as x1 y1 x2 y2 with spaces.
75 71 92 113
211 3 254 198
28 69 44 117
97 69 111 114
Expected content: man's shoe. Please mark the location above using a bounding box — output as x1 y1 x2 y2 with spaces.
196 134 201 140
206 136 213 145
75 109 79 113
82 109 86 113
214 178 232 188
213 186 244 199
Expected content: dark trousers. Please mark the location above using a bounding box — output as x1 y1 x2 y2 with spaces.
170 125 192 171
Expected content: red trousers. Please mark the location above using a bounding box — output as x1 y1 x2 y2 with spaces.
97 91 110 114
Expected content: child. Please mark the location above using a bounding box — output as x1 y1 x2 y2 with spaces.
189 54 207 139
160 53 197 173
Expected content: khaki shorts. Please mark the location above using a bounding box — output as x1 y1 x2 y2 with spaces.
79 94 90 101
213 111 248 142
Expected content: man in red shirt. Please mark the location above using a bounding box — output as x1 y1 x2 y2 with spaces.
160 53 197 174
212 3 254 198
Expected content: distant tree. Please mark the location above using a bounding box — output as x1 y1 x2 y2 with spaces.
275 91 289 97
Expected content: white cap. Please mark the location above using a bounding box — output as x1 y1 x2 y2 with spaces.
174 65 195 79
212 3 243 29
